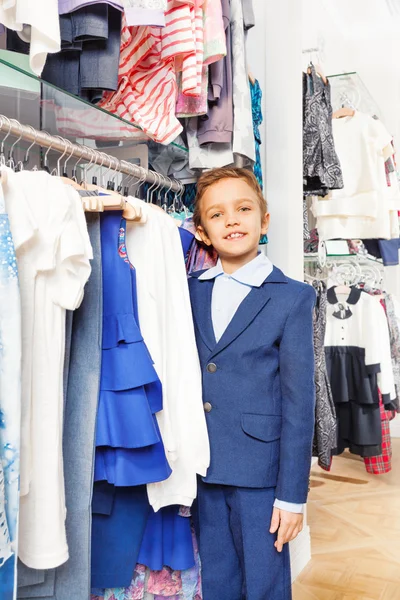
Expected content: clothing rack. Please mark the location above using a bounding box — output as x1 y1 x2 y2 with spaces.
304 254 384 288
0 114 182 193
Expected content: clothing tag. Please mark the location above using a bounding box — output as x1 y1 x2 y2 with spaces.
326 240 350 256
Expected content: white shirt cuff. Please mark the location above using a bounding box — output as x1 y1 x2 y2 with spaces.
274 499 304 513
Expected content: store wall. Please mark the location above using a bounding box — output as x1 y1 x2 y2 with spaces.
301 0 400 144
246 0 304 282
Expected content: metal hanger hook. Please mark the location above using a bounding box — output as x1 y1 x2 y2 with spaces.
8 119 23 167
0 116 12 165
24 126 38 166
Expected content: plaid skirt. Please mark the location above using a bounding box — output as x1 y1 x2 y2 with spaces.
364 399 393 475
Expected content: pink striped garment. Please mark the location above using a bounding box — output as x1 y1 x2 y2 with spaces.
99 20 182 145
99 2 204 145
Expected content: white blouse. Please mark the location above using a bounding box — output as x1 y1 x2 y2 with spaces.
126 200 210 511
313 111 400 240
325 286 395 403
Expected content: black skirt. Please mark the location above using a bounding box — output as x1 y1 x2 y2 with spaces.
325 346 382 457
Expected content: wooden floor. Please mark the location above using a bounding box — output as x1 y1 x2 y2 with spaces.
293 439 400 600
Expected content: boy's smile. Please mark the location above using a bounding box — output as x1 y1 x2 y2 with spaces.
196 177 270 273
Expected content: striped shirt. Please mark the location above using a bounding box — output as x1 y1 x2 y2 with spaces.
99 1 204 145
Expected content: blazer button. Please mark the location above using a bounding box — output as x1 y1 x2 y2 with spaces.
203 402 212 413
206 363 217 373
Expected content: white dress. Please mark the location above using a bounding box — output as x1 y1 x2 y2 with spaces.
2 168 92 570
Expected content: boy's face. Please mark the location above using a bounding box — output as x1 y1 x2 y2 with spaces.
196 178 270 262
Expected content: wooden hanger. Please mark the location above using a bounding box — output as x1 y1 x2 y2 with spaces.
307 62 327 85
332 106 355 119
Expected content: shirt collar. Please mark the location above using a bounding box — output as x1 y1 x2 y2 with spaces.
198 253 273 288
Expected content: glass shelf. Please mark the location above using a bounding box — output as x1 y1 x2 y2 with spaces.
0 49 187 156
327 71 382 119
0 50 189 179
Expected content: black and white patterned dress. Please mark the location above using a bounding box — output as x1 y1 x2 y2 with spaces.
303 65 344 196
312 282 337 469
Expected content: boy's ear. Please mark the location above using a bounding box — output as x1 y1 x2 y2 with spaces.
261 212 270 235
196 225 212 246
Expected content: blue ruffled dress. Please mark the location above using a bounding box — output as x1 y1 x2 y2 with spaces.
91 213 194 590
94 212 171 486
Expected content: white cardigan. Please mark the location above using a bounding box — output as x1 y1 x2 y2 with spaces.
125 200 210 511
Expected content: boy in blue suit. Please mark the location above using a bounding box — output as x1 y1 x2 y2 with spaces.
189 168 316 600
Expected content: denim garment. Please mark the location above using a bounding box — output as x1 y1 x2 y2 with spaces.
42 6 121 102
0 188 21 600
17 214 102 600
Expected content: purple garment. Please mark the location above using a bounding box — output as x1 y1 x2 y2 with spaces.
208 0 230 101
198 0 233 146
59 0 123 14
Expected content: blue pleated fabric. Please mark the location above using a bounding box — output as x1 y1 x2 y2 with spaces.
94 212 171 486
138 506 195 572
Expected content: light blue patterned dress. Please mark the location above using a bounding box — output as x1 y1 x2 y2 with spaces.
0 173 21 600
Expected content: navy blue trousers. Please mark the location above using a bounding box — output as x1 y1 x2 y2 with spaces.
195 481 292 600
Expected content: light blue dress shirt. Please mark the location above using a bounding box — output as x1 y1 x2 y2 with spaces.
199 253 304 514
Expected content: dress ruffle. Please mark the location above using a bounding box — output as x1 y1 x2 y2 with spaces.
325 346 379 405
101 339 159 391
138 506 195 572
102 313 144 349
94 435 172 487
96 387 161 448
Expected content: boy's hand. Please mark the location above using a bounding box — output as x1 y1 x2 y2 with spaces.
269 507 304 552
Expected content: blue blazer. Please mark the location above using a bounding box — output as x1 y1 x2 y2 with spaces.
189 266 316 504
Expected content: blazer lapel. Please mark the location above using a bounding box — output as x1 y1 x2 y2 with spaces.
191 278 217 351
209 284 272 358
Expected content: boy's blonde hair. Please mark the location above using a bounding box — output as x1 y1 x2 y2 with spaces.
193 167 268 229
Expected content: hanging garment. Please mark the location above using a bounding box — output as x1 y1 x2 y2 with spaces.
0 0 61 75
100 1 204 144
91 483 150 589
325 286 395 457
385 294 400 399
203 0 226 65
91 212 171 590
0 465 12 569
100 523 201 600
249 77 268 245
0 180 20 600
2 167 92 570
16 214 102 600
187 0 234 169
94 221 201 600
41 5 122 103
312 112 400 240
125 200 210 511
176 66 209 118
250 78 263 189
312 282 337 470
230 0 255 165
364 393 392 475
137 506 194 571
95 212 171 487
303 65 343 196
